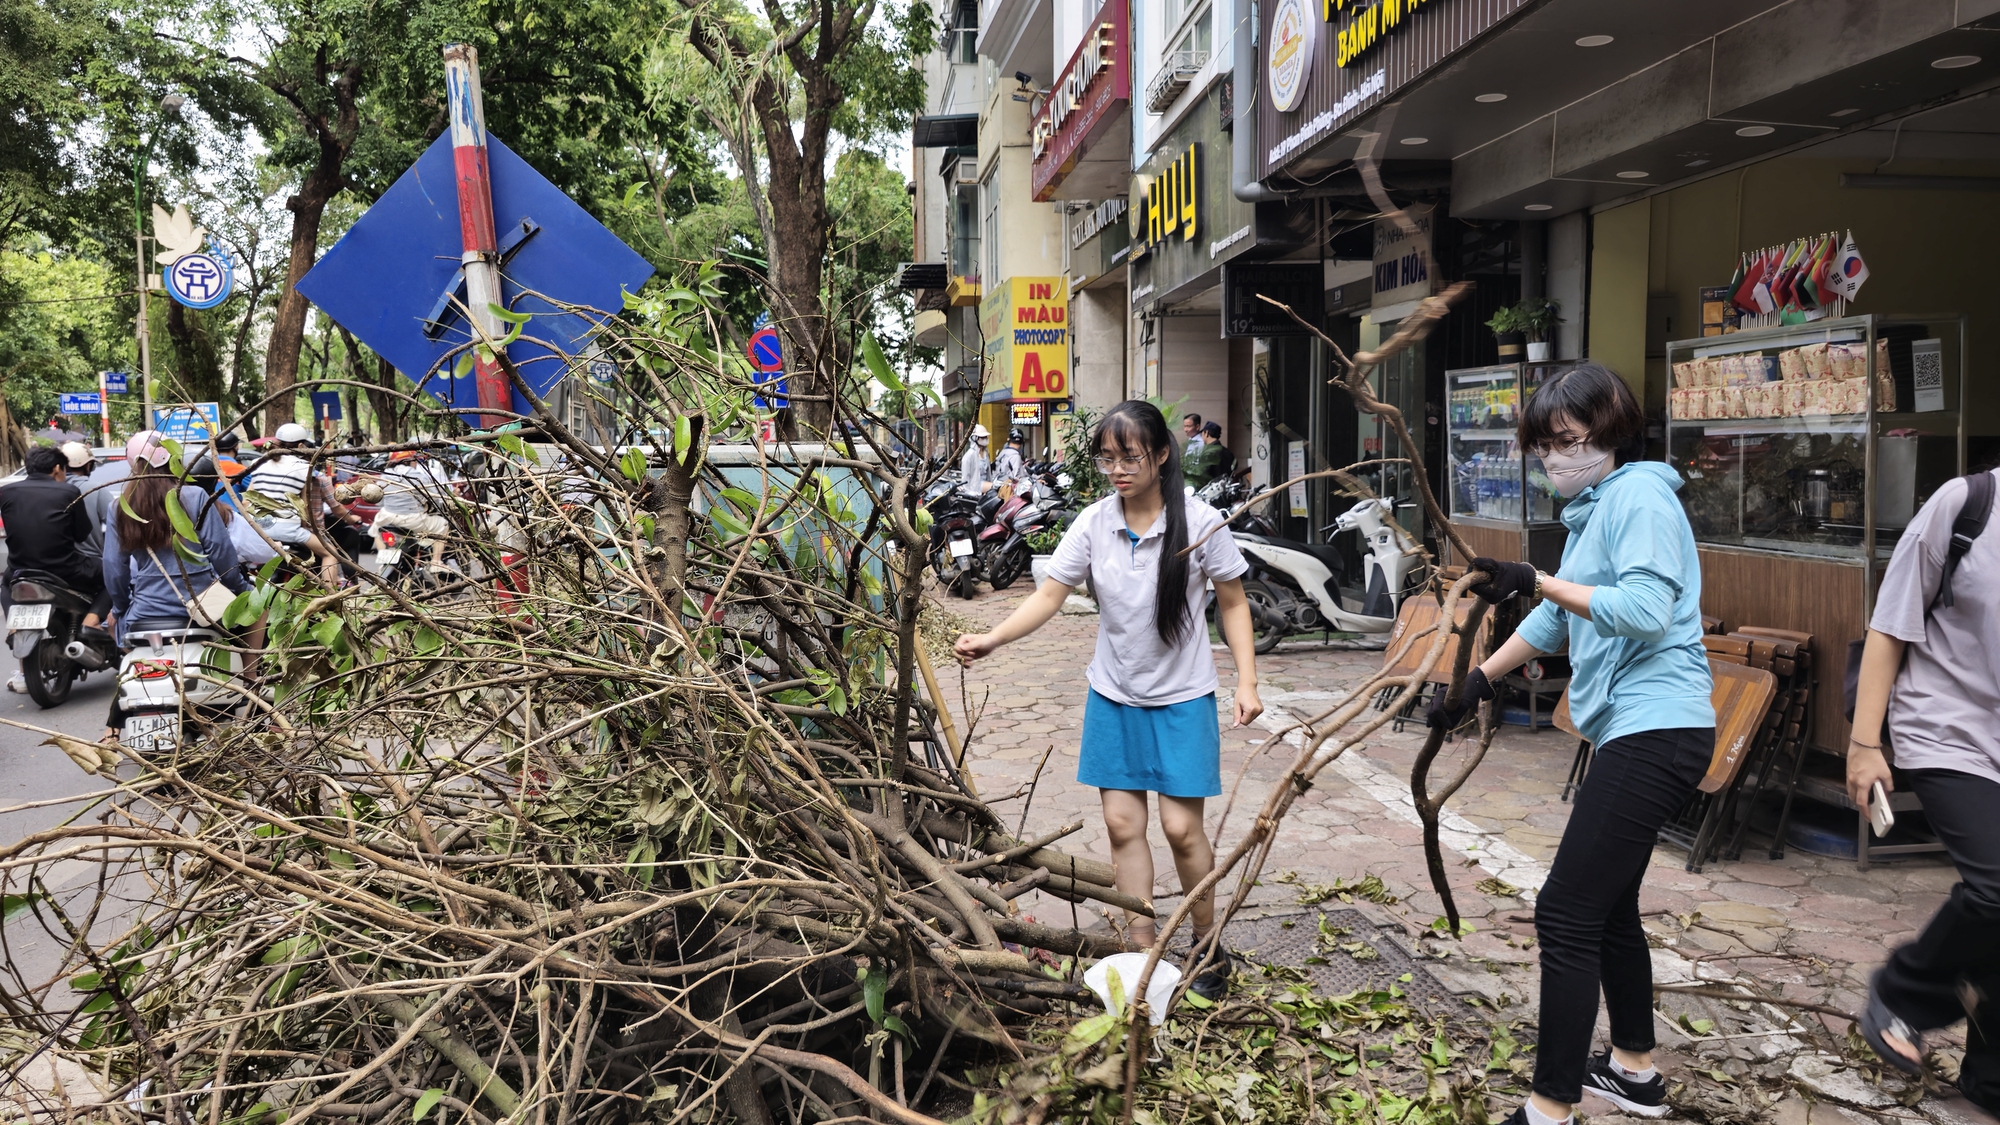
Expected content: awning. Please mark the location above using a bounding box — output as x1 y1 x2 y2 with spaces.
912 114 979 148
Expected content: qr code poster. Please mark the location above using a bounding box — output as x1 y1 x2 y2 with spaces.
1911 338 1945 413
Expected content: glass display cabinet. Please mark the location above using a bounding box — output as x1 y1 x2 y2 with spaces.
1443 360 1577 572
1663 314 1966 751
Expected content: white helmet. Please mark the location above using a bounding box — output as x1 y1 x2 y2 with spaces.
970 424 990 440
274 422 312 444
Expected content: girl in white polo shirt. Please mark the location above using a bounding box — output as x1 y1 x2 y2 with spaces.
955 400 1263 999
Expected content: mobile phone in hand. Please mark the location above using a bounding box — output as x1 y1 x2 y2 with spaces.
1869 781 1896 838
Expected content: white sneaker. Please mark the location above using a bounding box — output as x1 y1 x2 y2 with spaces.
7 672 25 693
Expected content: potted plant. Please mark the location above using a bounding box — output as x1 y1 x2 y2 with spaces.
1484 303 1526 358
1515 297 1561 362
1027 527 1063 586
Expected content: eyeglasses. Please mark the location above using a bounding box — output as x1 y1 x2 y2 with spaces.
1529 438 1590 460
1091 455 1154 472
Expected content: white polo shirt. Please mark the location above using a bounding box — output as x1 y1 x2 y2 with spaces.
1046 494 1249 707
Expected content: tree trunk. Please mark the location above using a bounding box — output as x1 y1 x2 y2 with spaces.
263 178 334 434
369 355 403 442
164 300 227 406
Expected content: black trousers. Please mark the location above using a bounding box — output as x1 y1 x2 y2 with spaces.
1532 726 1711 1105
1875 767 2000 1113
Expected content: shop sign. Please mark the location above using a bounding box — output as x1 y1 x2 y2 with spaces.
1071 197 1128 251
1267 0 1316 112
1329 0 1433 69
979 277 1071 400
1030 0 1130 201
1131 144 1200 259
1372 204 1435 313
1221 263 1323 338
1010 401 1046 426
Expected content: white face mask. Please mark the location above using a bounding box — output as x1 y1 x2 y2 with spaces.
1540 444 1614 497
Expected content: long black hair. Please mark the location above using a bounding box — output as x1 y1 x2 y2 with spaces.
1092 400 1192 647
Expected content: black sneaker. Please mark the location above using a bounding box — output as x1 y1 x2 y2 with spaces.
1186 946 1238 1003
1582 1051 1670 1117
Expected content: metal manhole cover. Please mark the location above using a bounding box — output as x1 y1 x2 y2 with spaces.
1224 908 1465 1015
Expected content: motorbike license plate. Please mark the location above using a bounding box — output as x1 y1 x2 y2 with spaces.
6 604 50 631
376 547 403 566
948 538 974 558
122 713 179 754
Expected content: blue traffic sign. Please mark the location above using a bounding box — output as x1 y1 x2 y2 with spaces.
102 371 129 394
753 370 789 411
295 133 655 419
152 403 220 443
309 390 343 421
747 326 783 372
164 248 234 310
59 392 101 415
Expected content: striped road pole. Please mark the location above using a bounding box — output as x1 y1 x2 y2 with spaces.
442 44 508 429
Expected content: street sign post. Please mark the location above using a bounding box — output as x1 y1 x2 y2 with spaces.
59 392 102 415
441 45 509 428
102 372 129 394
296 119 652 425
310 391 344 436
152 403 220 444
746 320 788 410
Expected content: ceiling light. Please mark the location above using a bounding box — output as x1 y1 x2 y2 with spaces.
1616 170 1649 179
1575 35 1613 47
1736 125 1775 137
1932 55 1981 69
1475 93 1508 103
1830 107 1861 117
1524 204 1553 211
1399 136 1429 145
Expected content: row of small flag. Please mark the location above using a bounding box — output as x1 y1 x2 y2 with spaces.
1726 231 1869 317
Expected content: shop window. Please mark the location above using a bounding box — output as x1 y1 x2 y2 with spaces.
944 0 978 64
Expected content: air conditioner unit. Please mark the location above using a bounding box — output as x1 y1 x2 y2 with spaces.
954 158 979 185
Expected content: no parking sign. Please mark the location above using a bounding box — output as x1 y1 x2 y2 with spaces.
746 321 788 409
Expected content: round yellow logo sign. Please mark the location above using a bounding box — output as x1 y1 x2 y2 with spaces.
1267 0 1316 113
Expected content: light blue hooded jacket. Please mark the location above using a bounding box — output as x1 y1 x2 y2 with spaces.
1515 461 1715 747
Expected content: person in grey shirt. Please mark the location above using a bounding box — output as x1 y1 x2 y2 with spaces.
62 442 128 559
991 428 1026 485
958 423 992 497
1847 467 2000 1114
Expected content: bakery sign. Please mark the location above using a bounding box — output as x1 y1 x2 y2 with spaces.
1267 0 1316 112
1328 0 1434 68
1030 0 1130 201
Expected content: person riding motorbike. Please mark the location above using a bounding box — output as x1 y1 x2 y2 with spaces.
1 446 112 692
374 449 458 570
959 424 993 497
99 432 253 741
243 423 364 586
992 429 1027 486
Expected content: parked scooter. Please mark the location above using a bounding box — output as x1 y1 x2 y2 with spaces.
924 476 985 599
1233 497 1419 653
1194 473 1278 539
115 618 247 754
975 464 1074 589
5 571 120 707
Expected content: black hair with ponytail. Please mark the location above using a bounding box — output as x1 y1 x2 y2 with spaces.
1091 400 1192 647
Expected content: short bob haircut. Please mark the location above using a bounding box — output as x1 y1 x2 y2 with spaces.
1518 361 1646 465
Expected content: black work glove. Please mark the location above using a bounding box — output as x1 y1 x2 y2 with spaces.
1469 557 1537 604
1426 667 1495 732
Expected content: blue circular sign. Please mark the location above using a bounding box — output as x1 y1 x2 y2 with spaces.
748 326 783 372
165 249 234 310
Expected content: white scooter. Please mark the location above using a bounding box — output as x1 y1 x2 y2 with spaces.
1233 497 1420 653
116 619 247 754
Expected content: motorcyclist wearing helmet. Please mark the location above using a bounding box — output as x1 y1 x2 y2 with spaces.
0 446 111 629
243 422 362 586
376 449 457 570
959 424 993 497
992 428 1027 486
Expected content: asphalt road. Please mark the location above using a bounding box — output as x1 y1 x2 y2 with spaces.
0 649 123 845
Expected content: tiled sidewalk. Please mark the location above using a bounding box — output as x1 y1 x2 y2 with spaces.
942 581 1979 1117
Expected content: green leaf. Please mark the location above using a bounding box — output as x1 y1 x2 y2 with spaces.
412 627 445 657
412 1088 445 1122
487 303 531 325
881 1013 914 1043
860 331 903 392
69 971 100 991
618 447 649 484
2 893 42 923
117 493 148 525
163 489 199 542
311 618 345 650
862 965 887 1023
1180 991 1215 1010
674 416 692 458
913 507 932 535
1067 1012 1118 1046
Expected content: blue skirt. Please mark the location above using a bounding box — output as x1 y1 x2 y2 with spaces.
1078 689 1222 798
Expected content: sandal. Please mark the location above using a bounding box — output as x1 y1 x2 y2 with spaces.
1860 988 1927 1075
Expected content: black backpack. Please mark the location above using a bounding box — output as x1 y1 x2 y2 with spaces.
1842 469 1995 723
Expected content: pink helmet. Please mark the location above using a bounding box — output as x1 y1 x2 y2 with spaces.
125 430 172 468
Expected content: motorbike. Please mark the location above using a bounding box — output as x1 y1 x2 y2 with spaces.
5 571 120 708
115 618 247 755
974 463 1075 590
1194 473 1278 538
1233 497 1420 653
924 476 985 599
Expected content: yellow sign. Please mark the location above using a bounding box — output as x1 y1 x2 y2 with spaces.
1132 144 1200 258
1328 0 1431 68
980 277 1071 400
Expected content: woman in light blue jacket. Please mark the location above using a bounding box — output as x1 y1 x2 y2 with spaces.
1430 362 1714 1125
